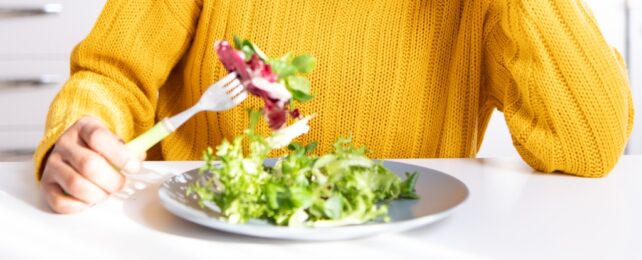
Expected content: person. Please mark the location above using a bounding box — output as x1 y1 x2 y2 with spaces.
35 0 634 214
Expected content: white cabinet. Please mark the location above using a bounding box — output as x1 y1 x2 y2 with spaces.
0 60 68 126
0 1 106 160
0 0 106 58
627 0 642 154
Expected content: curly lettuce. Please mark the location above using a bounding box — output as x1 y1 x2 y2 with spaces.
188 37 419 227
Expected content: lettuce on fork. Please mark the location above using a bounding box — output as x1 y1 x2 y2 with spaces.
215 35 315 130
187 36 418 227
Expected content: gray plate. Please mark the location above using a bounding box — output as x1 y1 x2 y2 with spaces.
158 160 469 241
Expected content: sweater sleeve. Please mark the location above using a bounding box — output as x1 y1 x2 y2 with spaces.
33 0 202 179
484 0 634 177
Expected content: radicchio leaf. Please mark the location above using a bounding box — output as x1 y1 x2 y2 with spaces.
215 39 298 130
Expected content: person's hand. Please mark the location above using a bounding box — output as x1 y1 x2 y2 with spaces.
40 116 144 214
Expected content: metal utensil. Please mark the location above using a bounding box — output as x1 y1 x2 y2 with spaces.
125 72 247 156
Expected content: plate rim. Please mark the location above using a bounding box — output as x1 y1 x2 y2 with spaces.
158 160 469 240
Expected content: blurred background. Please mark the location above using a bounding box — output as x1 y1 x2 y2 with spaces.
0 0 640 161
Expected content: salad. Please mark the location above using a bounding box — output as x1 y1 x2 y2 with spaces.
187 36 419 227
215 36 315 130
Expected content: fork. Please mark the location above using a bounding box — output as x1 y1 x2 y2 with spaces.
125 72 247 156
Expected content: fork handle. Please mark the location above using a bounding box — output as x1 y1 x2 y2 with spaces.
125 118 174 156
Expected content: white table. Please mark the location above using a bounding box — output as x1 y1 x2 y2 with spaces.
1 157 640 260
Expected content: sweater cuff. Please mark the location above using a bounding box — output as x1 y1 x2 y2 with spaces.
33 117 75 181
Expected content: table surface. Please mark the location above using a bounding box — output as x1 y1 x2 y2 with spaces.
1 156 640 260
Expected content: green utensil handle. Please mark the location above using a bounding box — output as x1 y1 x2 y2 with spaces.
126 119 173 156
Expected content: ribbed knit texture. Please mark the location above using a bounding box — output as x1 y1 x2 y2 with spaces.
35 0 634 178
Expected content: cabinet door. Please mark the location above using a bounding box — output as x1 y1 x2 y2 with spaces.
0 130 43 160
0 60 68 128
0 0 106 58
627 2 642 154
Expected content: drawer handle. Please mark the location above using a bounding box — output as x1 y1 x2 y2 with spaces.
0 3 62 16
0 149 35 158
0 74 63 89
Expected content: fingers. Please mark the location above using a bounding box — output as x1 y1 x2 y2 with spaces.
77 117 142 174
41 154 98 214
60 146 126 194
41 183 90 214
41 116 146 214
46 153 109 205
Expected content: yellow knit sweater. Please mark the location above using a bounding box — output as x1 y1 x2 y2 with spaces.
35 0 634 178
